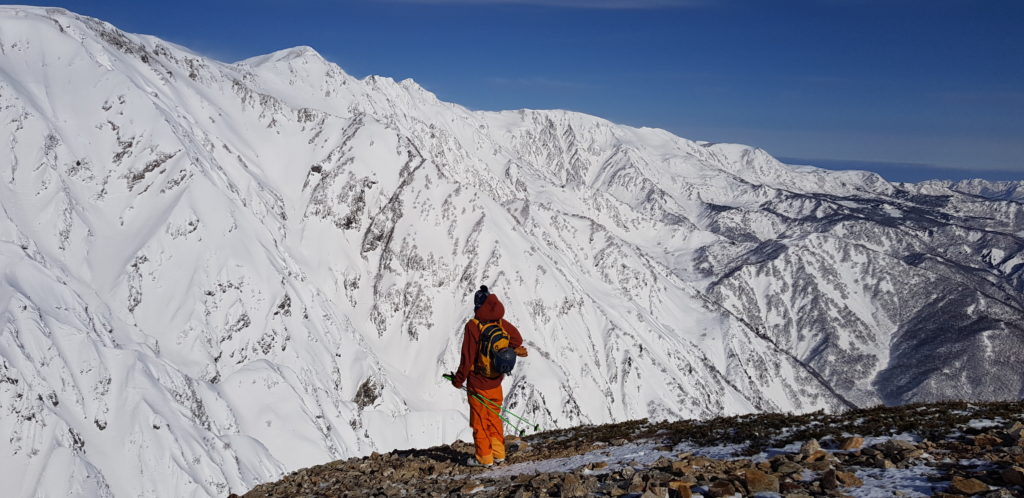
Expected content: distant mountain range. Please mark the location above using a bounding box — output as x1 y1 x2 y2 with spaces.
0 7 1021 497
778 157 1024 185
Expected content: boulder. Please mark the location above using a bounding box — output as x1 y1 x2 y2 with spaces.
642 487 669 498
744 468 780 494
1001 466 1024 486
529 474 551 491
561 474 587 498
708 480 737 497
512 488 534 498
982 490 1016 498
901 448 925 460
806 460 832 472
879 439 917 456
799 439 821 457
690 456 714 467
628 475 646 494
1006 421 1023 440
949 476 989 495
666 481 694 498
671 461 692 475
819 469 860 487
460 481 484 494
821 469 862 489
776 462 804 475
975 434 1003 447
874 456 897 469
840 437 865 450
780 481 808 493
804 450 828 463
837 470 864 488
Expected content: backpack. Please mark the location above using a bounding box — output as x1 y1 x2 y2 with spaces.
473 319 517 379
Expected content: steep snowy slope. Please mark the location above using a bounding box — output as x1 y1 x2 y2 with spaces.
0 7 1021 497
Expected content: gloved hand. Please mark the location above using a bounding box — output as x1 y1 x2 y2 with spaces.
514 346 528 357
444 372 462 389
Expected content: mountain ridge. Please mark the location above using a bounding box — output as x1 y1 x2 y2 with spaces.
0 6 1021 497
240 400 1024 497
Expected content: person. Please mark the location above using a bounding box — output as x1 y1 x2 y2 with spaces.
450 285 528 467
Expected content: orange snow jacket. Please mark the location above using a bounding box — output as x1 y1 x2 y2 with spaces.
452 294 523 391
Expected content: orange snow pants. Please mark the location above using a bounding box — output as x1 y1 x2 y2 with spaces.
468 385 505 465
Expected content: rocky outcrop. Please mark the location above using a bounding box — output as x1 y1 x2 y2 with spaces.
241 401 1024 497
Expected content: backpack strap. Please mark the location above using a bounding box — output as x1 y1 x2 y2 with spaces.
472 319 507 379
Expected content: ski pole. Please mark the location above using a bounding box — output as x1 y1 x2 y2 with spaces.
469 390 540 433
443 374 540 435
473 391 524 436
449 375 541 434
443 374 521 433
441 374 540 430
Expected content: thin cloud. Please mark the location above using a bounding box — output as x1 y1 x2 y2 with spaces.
384 0 704 9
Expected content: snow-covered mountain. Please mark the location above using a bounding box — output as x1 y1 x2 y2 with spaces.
0 6 1020 497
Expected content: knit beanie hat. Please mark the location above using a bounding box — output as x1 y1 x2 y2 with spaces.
473 285 490 311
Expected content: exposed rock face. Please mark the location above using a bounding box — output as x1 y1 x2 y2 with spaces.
1 6 1023 498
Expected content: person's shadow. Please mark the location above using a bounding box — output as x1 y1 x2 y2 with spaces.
394 444 468 465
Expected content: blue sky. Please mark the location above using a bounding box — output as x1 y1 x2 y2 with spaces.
39 0 1023 182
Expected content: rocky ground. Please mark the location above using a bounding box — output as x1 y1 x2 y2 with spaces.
239 401 1024 497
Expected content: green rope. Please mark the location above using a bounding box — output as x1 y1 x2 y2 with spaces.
442 374 540 435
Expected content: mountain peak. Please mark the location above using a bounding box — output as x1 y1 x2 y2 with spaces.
3 6 1024 498
237 45 326 66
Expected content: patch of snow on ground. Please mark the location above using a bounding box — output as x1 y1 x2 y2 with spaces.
862 433 921 447
478 441 672 478
478 439 758 479
736 441 805 462
966 418 1004 430
849 465 940 497
674 442 751 460
958 458 998 469
767 441 804 455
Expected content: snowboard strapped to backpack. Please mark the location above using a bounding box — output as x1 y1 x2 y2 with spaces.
473 319 517 378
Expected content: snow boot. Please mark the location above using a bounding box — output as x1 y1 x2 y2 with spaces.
465 456 492 467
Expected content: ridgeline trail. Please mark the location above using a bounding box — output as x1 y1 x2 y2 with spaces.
240 400 1024 498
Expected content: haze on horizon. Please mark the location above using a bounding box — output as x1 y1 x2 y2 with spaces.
30 0 1024 182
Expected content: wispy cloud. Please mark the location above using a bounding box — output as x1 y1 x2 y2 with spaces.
384 0 704 9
